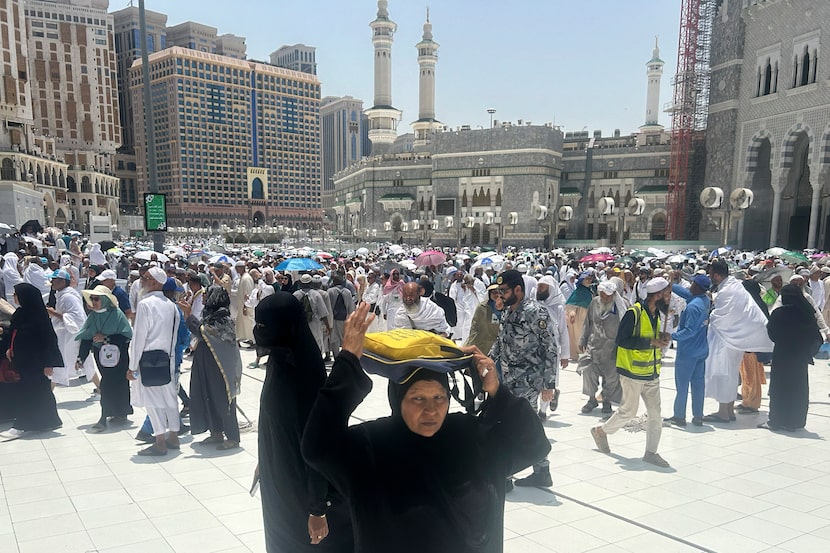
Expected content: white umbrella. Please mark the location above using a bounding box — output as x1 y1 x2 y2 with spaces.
23 236 43 248
356 247 369 256
133 250 169 262
589 247 613 254
389 244 404 255
410 247 423 257
765 247 786 257
647 247 669 259
477 251 501 260
668 254 686 264
455 254 470 261
0 223 12 231
165 246 186 258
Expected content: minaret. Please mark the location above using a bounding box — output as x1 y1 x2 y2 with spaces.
365 0 402 155
640 36 665 133
412 8 441 147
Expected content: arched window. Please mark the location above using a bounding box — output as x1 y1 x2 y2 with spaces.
763 59 773 95
67 176 77 192
81 176 91 193
0 158 14 180
251 177 264 199
801 48 811 86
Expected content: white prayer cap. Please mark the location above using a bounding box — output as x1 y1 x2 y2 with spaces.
597 280 618 295
644 277 670 294
538 275 557 288
148 266 167 284
517 263 528 273
789 274 804 283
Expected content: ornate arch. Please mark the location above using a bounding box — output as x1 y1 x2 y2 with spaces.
780 122 814 170
745 128 776 174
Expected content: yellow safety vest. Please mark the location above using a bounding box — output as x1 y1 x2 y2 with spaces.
616 303 661 379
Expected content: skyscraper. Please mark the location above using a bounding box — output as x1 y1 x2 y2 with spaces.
320 96 369 212
130 47 321 230
23 0 121 231
364 0 401 155
270 44 316 75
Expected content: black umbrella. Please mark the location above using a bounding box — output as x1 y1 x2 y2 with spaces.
19 219 43 235
99 240 117 252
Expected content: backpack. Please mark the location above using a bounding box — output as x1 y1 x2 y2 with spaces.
300 292 314 322
332 288 348 321
431 292 457 327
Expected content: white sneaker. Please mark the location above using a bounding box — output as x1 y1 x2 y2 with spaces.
6 428 25 437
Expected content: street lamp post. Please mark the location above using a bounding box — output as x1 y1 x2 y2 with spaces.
487 108 496 129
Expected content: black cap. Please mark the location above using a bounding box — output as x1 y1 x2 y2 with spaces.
496 269 523 289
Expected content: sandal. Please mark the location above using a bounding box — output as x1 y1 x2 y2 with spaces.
165 439 181 450
702 414 732 423
200 434 224 445
217 440 239 450
550 389 561 412
735 405 758 414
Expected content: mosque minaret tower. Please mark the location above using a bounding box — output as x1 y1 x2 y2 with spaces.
412 8 441 147
365 0 402 154
640 37 665 133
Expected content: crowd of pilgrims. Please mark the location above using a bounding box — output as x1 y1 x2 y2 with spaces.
0 237 827 552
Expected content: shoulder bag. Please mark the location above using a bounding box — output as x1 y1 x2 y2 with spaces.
139 310 177 387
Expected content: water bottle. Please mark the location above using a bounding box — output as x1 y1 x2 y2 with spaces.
131 368 139 380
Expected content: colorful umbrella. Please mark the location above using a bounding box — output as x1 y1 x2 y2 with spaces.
209 254 235 264
316 252 333 260
414 250 447 267
275 257 323 271
780 250 809 264
579 253 615 263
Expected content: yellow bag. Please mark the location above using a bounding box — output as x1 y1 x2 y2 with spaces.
363 329 462 360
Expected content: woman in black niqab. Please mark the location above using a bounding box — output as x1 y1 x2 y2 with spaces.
254 292 353 552
763 284 822 431
7 283 64 433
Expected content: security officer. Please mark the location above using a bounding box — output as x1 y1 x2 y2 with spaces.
490 269 558 488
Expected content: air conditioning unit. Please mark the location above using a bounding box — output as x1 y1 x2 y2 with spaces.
401 222 409 232
411 219 420 230
535 205 548 220
464 216 475 228
384 221 392 231
429 219 439 230
508 212 519 225
364 229 371 237
371 229 377 237
730 187 754 209
700 187 724 208
558 206 573 221
627 198 646 216
484 212 495 224
352 229 360 236
597 197 615 215
445 216 454 228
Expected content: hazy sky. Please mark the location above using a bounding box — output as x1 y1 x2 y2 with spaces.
137 0 681 135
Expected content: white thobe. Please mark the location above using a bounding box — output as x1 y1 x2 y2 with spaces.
235 273 255 341
449 282 478 343
129 292 180 410
294 289 328 355
50 287 96 386
809 278 825 311
705 276 773 403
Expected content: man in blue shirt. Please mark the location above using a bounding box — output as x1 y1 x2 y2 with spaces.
96 269 133 320
665 274 711 427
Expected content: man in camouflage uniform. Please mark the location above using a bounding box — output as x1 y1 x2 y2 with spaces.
490 269 558 488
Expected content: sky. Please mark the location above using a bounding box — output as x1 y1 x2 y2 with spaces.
137 0 681 136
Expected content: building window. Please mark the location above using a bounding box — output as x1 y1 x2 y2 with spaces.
791 41 818 88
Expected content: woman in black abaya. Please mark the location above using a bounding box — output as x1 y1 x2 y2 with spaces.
253 292 353 553
762 284 822 431
6 283 64 435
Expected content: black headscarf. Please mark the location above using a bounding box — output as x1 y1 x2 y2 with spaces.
780 284 815 324
387 368 450 418
11 282 51 332
255 292 323 375
742 280 769 319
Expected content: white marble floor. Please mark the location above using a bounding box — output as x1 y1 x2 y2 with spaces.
2 346 830 553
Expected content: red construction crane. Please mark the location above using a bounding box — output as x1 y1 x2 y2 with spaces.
667 0 715 239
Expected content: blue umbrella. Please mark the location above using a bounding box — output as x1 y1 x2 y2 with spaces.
276 257 324 271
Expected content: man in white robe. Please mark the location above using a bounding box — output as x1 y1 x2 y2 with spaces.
234 262 255 346
704 260 773 423
533 275 570 415
393 282 450 335
129 267 181 455
46 269 99 390
294 274 330 356
2 252 22 306
449 274 479 343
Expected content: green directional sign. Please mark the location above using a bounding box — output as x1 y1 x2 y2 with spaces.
143 193 168 231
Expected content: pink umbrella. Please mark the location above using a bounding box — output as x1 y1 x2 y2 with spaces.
414 250 447 267
579 253 615 263
316 252 334 260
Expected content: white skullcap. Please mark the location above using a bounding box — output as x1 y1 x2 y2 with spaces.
148 266 167 284
789 274 804 283
597 280 618 295
644 277 670 294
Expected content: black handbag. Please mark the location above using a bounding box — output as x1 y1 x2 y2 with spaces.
138 312 177 387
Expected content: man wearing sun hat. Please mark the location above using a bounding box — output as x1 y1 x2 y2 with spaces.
46 268 100 392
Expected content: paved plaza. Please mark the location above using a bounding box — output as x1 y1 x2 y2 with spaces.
2 347 830 553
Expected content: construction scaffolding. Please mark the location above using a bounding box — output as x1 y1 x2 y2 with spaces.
666 0 716 240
